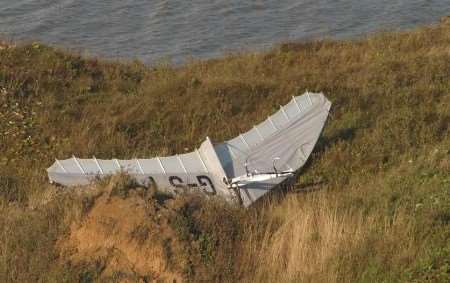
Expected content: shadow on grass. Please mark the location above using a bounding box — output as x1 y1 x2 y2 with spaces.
315 126 357 154
251 126 357 207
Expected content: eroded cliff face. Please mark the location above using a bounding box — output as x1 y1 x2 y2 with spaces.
58 178 184 282
57 175 243 282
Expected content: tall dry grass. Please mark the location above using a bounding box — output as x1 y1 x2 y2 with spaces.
239 194 417 282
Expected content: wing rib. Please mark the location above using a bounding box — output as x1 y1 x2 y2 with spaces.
72 156 86 174
93 156 104 174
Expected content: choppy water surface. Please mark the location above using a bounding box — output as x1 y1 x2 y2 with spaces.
1 1 449 64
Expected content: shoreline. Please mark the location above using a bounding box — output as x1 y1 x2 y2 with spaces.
0 15 449 66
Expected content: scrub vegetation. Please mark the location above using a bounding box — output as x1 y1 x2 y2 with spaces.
0 17 449 282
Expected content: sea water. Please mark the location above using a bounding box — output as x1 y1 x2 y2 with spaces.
1 0 449 64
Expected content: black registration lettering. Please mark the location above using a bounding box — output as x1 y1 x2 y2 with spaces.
169 176 184 188
197 175 216 195
167 175 216 195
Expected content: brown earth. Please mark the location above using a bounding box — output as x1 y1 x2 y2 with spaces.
59 178 184 282
52 175 242 282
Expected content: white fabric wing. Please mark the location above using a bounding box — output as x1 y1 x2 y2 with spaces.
47 92 331 206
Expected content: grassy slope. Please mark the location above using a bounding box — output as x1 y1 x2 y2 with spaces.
0 17 449 282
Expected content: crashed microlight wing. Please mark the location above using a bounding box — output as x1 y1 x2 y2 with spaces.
47 92 331 206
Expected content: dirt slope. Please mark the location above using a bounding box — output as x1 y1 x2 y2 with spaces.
59 179 184 282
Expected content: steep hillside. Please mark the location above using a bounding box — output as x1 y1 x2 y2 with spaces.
0 17 449 282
